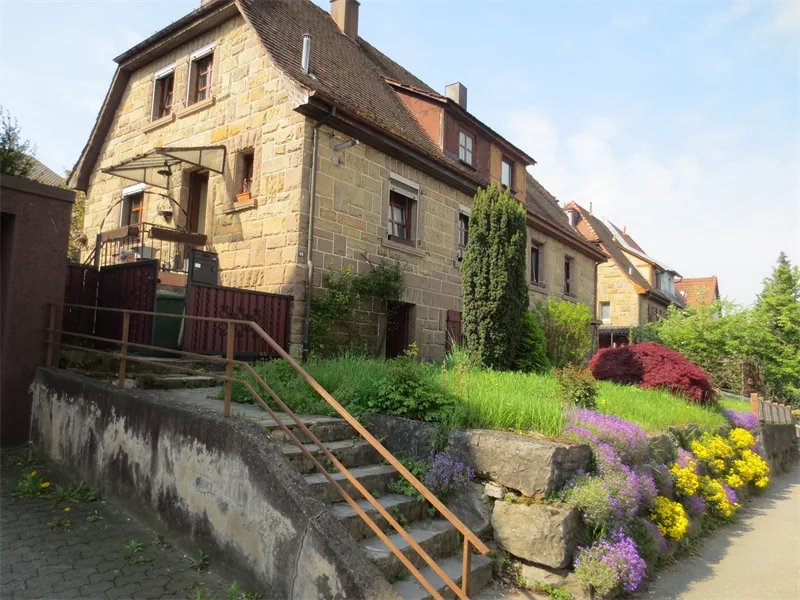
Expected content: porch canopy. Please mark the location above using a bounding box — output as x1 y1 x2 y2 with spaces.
101 146 226 189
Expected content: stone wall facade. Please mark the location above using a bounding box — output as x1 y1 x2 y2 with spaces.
596 260 640 326
79 12 602 360
527 225 596 313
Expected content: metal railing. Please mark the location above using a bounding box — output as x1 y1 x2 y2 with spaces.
89 223 205 274
46 303 489 600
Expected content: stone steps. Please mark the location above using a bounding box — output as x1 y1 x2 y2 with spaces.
305 464 397 504
135 374 219 390
391 553 493 600
282 439 380 474
329 493 428 541
359 519 460 580
264 410 493 597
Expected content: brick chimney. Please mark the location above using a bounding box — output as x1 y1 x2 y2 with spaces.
331 0 360 38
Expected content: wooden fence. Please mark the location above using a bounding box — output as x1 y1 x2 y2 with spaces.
750 393 793 424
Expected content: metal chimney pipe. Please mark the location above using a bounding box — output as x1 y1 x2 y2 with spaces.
301 34 312 74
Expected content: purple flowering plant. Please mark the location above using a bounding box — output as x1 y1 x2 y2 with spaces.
574 532 647 595
683 493 707 517
721 481 738 506
566 409 650 465
423 453 474 501
723 409 758 432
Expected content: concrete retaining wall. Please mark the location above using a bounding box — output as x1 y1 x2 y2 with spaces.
759 423 799 474
30 368 395 600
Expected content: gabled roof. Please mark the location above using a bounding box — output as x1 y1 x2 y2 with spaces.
72 0 534 193
564 201 670 303
605 220 680 276
675 276 720 307
526 176 606 263
28 157 65 188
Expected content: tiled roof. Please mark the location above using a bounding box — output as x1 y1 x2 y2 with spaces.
525 174 606 261
238 0 474 178
606 220 679 276
564 201 667 301
28 157 65 187
675 276 720 307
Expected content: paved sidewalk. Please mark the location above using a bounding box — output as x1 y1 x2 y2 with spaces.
637 466 800 600
1 454 232 600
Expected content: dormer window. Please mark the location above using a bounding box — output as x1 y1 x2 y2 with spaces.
501 158 514 189
458 130 474 166
151 65 175 120
188 44 215 105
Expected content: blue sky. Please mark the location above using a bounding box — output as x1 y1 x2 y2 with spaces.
2 0 797 305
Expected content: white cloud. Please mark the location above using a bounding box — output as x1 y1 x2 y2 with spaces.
510 107 800 305
709 0 754 26
768 0 800 35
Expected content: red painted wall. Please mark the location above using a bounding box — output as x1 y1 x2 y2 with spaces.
1 175 74 447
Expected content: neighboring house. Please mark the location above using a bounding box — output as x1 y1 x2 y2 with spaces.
68 0 604 360
563 202 685 348
28 157 65 187
675 276 720 307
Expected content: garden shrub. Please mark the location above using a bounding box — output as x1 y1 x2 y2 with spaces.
363 347 453 422
628 517 667 570
514 312 551 373
589 342 715 404
555 366 597 409
461 185 529 370
649 496 688 541
387 456 430 500
535 298 594 368
574 532 646 596
565 409 650 465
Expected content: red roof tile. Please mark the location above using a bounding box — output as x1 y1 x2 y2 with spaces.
675 277 720 307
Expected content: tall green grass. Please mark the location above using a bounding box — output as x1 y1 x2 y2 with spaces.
231 354 729 437
719 395 752 412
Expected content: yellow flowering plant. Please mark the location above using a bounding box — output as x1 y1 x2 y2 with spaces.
700 476 739 518
650 496 689 541
670 461 700 497
690 428 770 490
729 428 756 450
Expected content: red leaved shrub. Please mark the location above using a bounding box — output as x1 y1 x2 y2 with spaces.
589 342 715 404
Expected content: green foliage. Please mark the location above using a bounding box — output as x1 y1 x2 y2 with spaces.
4 449 41 472
536 299 593 368
192 550 211 572
461 185 529 370
47 518 73 531
514 312 551 373
555 366 598 409
48 481 103 505
364 345 454 422
532 581 574 600
387 456 430 500
628 517 664 570
754 253 800 405
630 322 661 344
0 107 36 178
123 540 144 556
69 188 87 262
310 260 405 357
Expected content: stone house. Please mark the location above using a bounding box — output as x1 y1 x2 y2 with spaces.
675 276 720 307
68 0 605 360
563 202 685 348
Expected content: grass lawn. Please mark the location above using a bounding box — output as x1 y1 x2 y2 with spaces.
719 395 752 412
232 356 730 438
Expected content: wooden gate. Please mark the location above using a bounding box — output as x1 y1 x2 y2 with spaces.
184 282 291 357
95 260 159 346
63 264 100 336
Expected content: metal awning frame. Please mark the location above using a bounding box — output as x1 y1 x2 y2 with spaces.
101 146 227 189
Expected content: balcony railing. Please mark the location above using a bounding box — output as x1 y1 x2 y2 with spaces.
90 223 207 274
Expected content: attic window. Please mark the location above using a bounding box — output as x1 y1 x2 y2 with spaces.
188 44 215 105
458 130 474 166
151 65 175 120
501 158 514 189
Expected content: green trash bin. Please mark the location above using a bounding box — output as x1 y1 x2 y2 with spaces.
152 290 186 353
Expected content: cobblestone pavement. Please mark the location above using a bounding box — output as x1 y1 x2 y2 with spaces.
1 452 233 600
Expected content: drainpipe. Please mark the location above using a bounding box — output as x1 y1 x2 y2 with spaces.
302 108 336 362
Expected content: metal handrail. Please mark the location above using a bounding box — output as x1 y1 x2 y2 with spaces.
47 303 489 599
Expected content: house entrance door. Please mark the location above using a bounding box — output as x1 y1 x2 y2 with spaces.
386 302 412 358
187 172 208 235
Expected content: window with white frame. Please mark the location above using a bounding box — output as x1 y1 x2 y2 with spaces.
187 44 215 105
600 302 611 323
458 130 474 165
531 243 542 284
387 175 419 247
151 64 175 120
501 158 514 189
120 184 146 227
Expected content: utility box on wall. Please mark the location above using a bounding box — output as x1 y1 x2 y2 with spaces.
188 249 219 286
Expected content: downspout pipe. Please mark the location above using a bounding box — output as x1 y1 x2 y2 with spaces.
302 107 336 362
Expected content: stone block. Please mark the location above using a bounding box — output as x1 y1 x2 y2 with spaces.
484 482 505 499
445 429 591 497
491 501 582 568
362 413 439 461
444 481 493 540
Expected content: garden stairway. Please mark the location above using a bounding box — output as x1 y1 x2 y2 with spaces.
266 413 494 600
